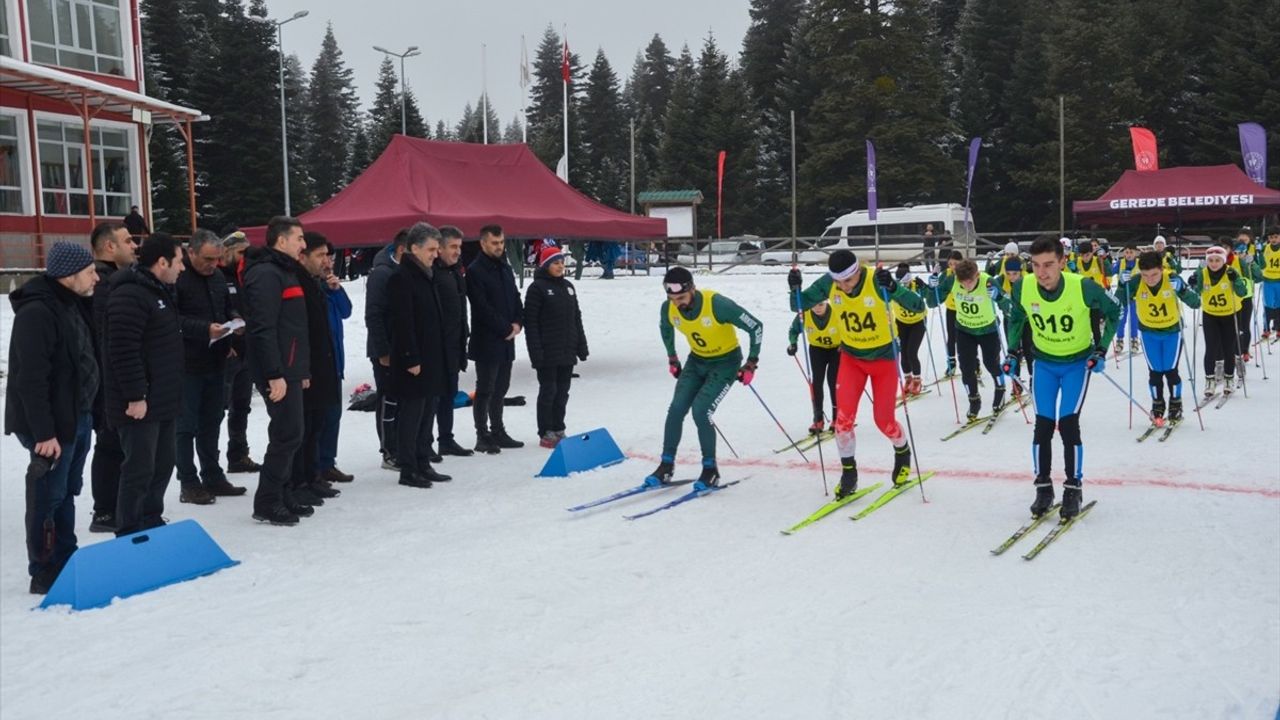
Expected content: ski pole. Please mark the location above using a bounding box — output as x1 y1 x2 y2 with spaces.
881 286 927 503
746 384 810 464
711 420 739 459
1127 334 1134 429
1098 368 1151 418
792 352 813 389
795 284 828 495
1230 285 1249 398
1178 323 1205 431
931 279 962 423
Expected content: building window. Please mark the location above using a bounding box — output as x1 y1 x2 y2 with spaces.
28 0 126 76
0 115 26 213
0 0 12 57
37 118 133 217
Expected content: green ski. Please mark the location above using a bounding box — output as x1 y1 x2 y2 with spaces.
990 504 1061 556
781 483 884 535
850 472 936 521
1022 500 1098 560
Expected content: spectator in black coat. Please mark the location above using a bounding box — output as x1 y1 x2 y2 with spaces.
242 217 313 526
220 231 261 473
524 246 589 447
432 225 473 458
364 229 409 468
387 223 452 488
87 221 135 533
174 229 244 505
466 224 525 453
104 234 185 537
5 242 99 594
291 232 344 505
123 205 150 236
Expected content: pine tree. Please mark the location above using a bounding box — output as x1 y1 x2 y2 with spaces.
775 3 825 232
580 49 628 208
348 113 372 179
527 25 585 177
369 57 428 156
626 35 675 192
139 0 203 231
283 53 315 214
502 116 525 144
456 95 501 143
434 119 452 141
306 24 359 202
656 46 702 207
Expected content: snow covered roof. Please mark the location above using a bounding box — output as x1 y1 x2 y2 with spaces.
0 56 204 123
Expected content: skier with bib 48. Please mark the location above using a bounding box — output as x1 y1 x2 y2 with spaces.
787 299 839 435
1004 237 1119 521
789 250 925 499
647 268 763 491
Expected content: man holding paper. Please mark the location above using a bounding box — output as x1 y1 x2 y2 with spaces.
174 229 246 504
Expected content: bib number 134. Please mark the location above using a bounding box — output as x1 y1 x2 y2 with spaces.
1031 313 1074 334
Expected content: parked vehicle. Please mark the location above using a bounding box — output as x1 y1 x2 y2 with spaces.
762 203 977 264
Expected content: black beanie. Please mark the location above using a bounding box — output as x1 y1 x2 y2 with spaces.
663 266 694 294
828 250 857 279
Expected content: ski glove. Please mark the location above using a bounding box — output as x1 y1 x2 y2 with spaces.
1001 352 1021 377
1169 275 1186 292
874 268 898 293
927 273 940 288
1086 347 1107 373
668 355 682 379
787 268 803 290
786 343 798 356
1226 267 1240 282
737 358 759 385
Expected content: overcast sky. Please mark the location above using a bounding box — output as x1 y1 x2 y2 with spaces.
263 0 754 132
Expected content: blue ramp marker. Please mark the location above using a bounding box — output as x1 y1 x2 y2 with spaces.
536 428 626 477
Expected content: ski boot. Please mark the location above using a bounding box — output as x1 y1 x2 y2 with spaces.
1214 359 1225 388
891 444 912 487
966 393 982 422
693 461 720 492
835 457 858 499
1150 398 1166 426
992 385 1006 413
1202 377 1218 399
643 458 675 488
1030 477 1055 518
944 357 957 377
1168 398 1184 423
1130 337 1142 354
809 420 825 436
1236 358 1247 385
1113 338 1124 354
1223 376 1235 396
1060 479 1083 521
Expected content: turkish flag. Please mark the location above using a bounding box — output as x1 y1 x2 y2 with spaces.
561 39 570 83
1129 127 1159 172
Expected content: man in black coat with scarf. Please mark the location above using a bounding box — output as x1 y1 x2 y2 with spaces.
6 243 99 593
104 234 186 537
292 232 344 505
387 223 452 488
466 224 525 453
432 225 473 459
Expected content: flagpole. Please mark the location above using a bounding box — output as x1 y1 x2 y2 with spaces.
1058 95 1065 239
482 43 489 144
562 55 569 182
520 36 529 144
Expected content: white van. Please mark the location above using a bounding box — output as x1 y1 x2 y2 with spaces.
763 203 977 265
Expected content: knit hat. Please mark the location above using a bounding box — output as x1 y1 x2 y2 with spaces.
663 266 694 294
45 242 94 279
1003 241 1019 255
1059 237 1073 249
538 244 565 268
1152 235 1167 248
828 250 858 280
222 230 248 249
1005 258 1022 272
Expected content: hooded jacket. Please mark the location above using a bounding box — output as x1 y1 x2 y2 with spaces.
242 246 311 385
364 244 398 360
523 266 588 368
103 266 184 425
5 275 99 443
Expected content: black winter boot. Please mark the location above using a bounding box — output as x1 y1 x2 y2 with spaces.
474 433 501 454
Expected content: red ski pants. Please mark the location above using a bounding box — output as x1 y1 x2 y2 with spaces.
834 354 904 443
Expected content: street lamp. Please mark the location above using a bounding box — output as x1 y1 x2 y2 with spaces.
373 45 421 135
258 10 309 216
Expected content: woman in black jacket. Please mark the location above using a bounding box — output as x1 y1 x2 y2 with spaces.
524 246 588 447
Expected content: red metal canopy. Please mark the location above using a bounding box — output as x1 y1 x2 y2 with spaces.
1073 164 1280 225
245 135 667 246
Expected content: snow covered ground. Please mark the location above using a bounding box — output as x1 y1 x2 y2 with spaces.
1 268 1278 719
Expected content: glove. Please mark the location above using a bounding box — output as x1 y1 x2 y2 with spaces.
1001 351 1021 377
668 355 682 379
737 358 758 385
927 273 940 288
577 352 589 362
1226 268 1239 282
874 268 897 293
787 268 802 290
1086 347 1106 373
1170 275 1185 292
786 344 797 356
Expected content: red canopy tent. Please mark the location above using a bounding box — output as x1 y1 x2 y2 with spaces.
1072 164 1280 225
244 135 666 246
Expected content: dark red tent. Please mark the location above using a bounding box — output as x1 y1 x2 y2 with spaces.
1073 164 1280 225
245 135 666 246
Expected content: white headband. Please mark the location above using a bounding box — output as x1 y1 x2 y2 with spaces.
828 264 859 282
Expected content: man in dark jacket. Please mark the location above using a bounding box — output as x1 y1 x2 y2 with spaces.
174 229 244 505
466 224 525 453
104 233 185 537
242 217 313 525
432 226 473 458
365 229 409 468
88 221 135 533
221 230 261 473
6 243 99 594
387 223 452 487
290 232 344 504
524 245 589 447
123 205 150 236
314 238 355 484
